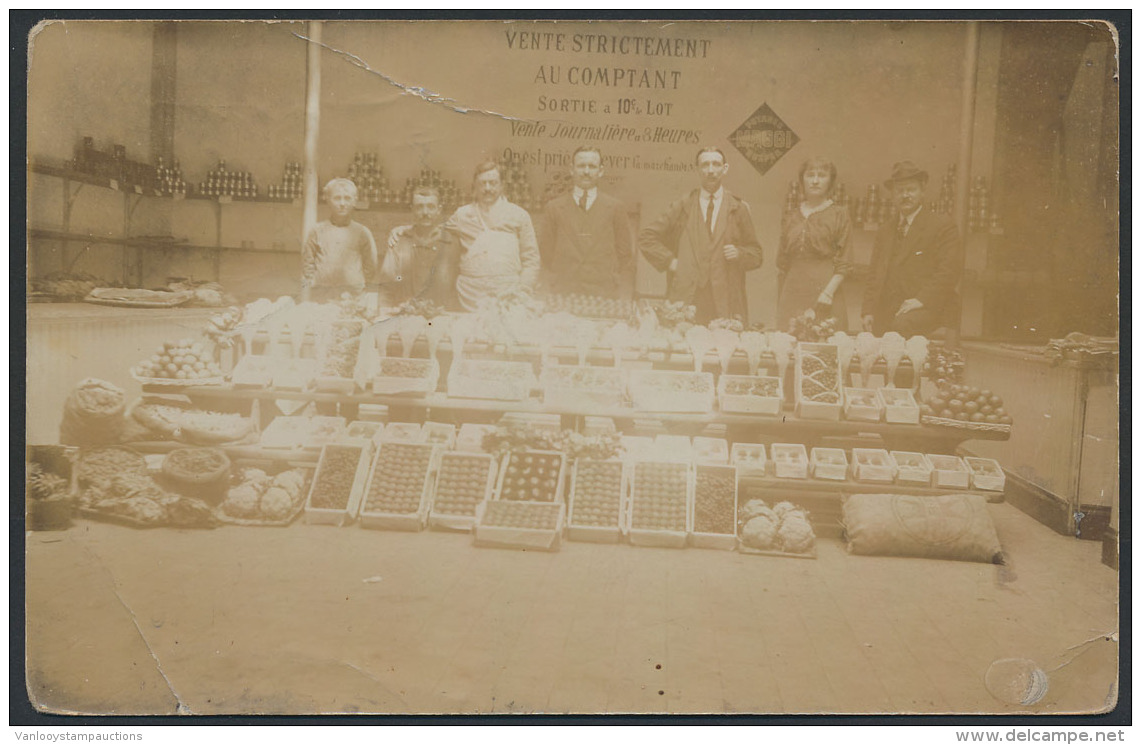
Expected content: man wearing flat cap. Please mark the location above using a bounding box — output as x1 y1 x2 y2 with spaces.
861 160 963 337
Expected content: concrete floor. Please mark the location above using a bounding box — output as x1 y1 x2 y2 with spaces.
24 502 1119 716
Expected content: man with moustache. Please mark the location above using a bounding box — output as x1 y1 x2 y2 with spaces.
537 145 633 298
639 146 764 323
443 159 540 311
861 161 963 337
380 186 453 307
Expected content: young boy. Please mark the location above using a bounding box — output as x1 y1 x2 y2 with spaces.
301 178 378 302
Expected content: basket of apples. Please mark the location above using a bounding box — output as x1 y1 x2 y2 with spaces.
920 384 1012 434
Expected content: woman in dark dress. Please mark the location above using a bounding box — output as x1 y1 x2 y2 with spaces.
777 157 855 332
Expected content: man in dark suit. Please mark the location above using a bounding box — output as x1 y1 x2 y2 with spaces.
639 146 764 323
537 145 633 298
861 161 962 337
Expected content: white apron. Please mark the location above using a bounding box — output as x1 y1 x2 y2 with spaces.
456 213 522 311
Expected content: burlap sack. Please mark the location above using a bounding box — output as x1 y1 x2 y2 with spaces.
59 378 127 448
842 493 1004 564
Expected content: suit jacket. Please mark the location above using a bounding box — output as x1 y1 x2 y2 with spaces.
639 189 763 321
537 191 633 298
861 208 962 324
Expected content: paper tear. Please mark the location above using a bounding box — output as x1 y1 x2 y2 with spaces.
362 575 383 583
341 661 410 708
293 33 530 123
110 587 192 714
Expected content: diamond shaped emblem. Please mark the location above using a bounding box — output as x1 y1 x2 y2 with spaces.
728 103 800 176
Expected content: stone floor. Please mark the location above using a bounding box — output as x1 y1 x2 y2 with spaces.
23 501 1119 716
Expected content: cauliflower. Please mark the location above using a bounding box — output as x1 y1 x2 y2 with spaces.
772 501 800 518
777 516 816 554
272 470 306 499
259 487 294 520
738 499 772 524
223 484 261 518
741 515 778 550
237 468 272 493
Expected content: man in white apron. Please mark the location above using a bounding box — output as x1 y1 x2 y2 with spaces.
443 160 540 311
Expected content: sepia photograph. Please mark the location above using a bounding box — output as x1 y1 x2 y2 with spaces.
19 15 1121 719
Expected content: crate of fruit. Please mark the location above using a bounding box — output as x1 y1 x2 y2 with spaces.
927 454 970 489
378 422 424 444
964 456 1006 492
495 450 566 503
628 370 715 413
304 443 372 526
343 420 383 445
717 374 783 415
810 447 850 481
315 320 364 394
372 357 440 396
358 441 436 531
795 342 843 420
272 358 318 391
447 359 537 401
258 415 311 452
690 463 738 550
619 435 655 460
474 500 565 551
456 423 497 453
230 354 276 388
693 436 729 465
540 364 627 409
301 416 347 452
654 434 694 462
878 388 921 424
421 422 457 450
730 443 767 476
852 448 895 483
626 460 691 548
890 451 933 486
771 443 809 479
843 387 883 422
567 458 627 543
428 451 497 531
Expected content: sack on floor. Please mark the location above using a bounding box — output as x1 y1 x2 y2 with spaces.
59 378 127 448
842 493 1004 564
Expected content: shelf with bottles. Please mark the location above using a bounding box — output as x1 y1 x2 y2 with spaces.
27 227 299 256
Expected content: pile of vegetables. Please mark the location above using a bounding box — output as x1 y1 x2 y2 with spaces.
221 467 309 521
738 499 815 554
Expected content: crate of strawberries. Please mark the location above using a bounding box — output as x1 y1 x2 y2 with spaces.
689 464 738 550
304 443 372 526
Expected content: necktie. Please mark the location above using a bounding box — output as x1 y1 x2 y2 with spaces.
705 195 715 234
578 192 588 211
896 217 908 243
